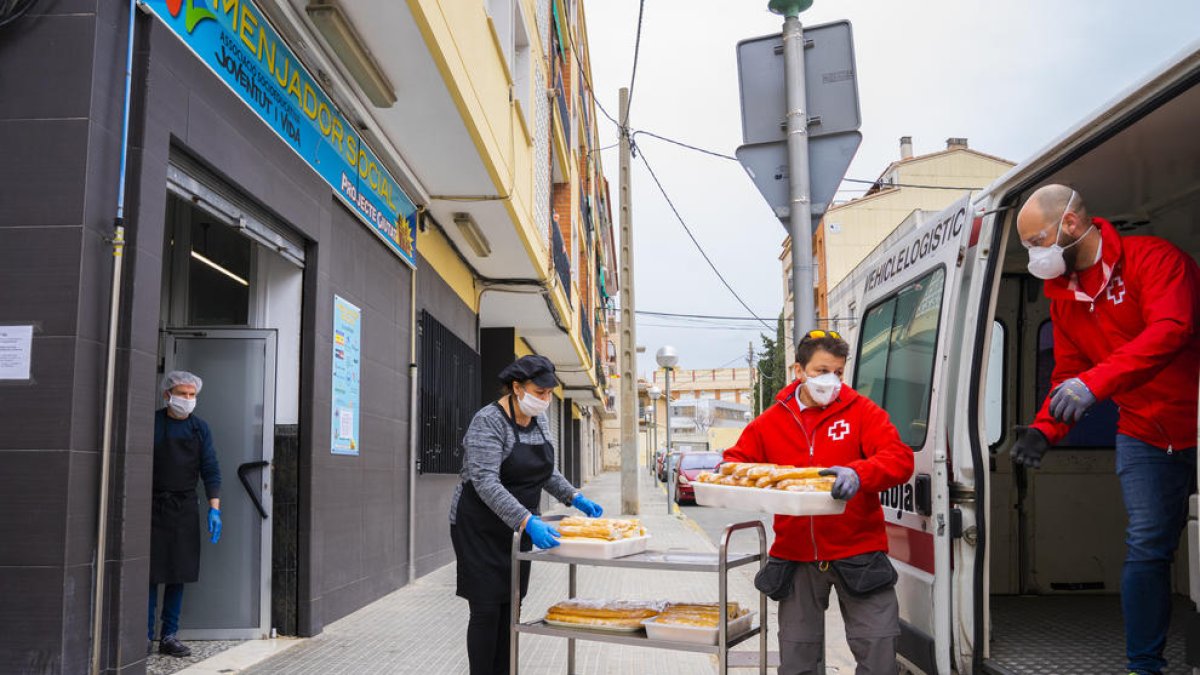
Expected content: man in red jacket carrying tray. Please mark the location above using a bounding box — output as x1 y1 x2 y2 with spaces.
1012 185 1199 675
724 330 914 675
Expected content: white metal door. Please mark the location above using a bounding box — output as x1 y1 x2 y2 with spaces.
163 329 276 640
848 195 973 675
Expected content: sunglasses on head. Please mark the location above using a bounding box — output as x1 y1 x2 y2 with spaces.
803 329 841 341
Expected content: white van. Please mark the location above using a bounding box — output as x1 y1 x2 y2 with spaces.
828 43 1200 674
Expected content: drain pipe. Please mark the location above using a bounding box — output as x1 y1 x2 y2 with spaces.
91 2 136 672
407 265 419 584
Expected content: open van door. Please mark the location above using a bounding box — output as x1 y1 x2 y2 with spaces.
847 195 974 674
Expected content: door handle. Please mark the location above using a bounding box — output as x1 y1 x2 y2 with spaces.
238 461 270 519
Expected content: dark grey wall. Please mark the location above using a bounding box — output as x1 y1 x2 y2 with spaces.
0 2 133 673
414 256 478 576
0 5 433 671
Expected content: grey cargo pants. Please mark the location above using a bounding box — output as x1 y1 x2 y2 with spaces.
777 562 900 675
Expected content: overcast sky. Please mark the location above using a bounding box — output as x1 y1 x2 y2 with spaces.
580 1 1200 376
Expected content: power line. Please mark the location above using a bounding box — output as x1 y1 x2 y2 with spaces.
840 177 982 191
636 146 773 331
633 130 737 161
631 130 987 191
623 0 647 126
639 321 767 333
638 309 772 322
565 19 620 127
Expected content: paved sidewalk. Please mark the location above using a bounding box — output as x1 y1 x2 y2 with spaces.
242 470 855 674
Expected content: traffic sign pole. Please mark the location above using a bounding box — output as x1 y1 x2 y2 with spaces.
783 13 816 347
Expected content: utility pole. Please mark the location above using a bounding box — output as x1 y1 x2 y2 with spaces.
746 341 756 415
618 87 639 515
777 0 817 347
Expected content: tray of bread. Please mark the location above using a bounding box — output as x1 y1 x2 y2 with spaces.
692 463 846 516
548 517 651 559
641 602 754 645
543 599 667 632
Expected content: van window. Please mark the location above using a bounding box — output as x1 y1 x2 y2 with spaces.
854 267 946 449
986 321 1006 447
1035 321 1118 447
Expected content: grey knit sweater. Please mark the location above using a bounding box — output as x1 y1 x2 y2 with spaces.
448 402 578 529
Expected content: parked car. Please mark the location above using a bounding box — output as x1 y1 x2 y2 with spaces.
673 452 722 504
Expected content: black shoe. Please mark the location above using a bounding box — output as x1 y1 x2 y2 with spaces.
147 640 153 657
158 635 192 657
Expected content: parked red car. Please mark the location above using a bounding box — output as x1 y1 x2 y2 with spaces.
673 452 722 504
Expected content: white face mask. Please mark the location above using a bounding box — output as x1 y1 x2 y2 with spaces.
168 395 196 417
803 372 842 407
1026 190 1092 280
516 390 550 417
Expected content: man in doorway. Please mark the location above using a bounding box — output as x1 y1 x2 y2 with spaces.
148 371 223 658
1011 184 1199 675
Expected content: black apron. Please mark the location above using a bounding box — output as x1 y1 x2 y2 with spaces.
451 399 555 604
150 417 203 584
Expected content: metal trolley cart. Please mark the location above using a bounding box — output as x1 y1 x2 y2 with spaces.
509 519 769 674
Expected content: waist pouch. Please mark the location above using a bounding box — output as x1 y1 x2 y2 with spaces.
754 556 799 601
830 551 898 597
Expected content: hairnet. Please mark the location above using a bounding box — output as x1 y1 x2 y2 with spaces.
161 370 203 394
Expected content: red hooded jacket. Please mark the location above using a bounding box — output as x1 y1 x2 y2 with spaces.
1032 218 1200 451
723 379 914 562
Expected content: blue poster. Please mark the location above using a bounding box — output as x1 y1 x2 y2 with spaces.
331 295 361 456
140 0 417 268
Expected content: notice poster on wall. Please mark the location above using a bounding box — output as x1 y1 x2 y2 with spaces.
331 295 361 456
0 325 33 380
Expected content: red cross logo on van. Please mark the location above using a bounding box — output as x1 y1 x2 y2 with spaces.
1106 274 1126 305
829 420 850 441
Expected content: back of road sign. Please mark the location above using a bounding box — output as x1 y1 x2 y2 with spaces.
735 131 862 223
736 20 860 145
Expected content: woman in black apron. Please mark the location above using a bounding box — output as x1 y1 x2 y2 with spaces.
449 355 604 675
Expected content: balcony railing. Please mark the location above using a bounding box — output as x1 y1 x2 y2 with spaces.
581 309 594 358
554 64 570 143
551 217 572 303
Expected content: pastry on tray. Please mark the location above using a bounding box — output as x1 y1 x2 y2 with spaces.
656 602 747 627
698 464 832 491
557 517 647 541
545 599 665 629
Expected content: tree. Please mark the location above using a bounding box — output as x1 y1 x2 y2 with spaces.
753 314 788 416
692 400 715 436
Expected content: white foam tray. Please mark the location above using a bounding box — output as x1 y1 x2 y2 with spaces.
641 611 755 645
546 534 651 559
692 482 846 516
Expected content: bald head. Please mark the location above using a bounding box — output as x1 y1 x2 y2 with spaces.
1016 184 1090 247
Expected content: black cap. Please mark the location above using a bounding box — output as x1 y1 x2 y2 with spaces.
498 355 559 388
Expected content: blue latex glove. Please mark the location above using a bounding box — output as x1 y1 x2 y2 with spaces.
208 508 222 544
818 466 860 501
1048 378 1096 424
1011 426 1051 469
572 493 604 518
524 516 560 549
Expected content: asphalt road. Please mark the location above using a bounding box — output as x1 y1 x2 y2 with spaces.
678 500 775 555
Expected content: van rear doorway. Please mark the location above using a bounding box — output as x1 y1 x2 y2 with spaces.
982 79 1200 674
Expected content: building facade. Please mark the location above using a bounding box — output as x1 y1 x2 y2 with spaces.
0 1 615 672
781 136 1013 366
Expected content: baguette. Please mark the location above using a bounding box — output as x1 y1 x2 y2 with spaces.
770 467 826 482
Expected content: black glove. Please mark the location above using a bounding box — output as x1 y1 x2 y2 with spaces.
1011 426 1050 469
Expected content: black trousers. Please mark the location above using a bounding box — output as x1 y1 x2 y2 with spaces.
467 601 511 675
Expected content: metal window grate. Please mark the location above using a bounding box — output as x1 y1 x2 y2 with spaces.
418 311 481 474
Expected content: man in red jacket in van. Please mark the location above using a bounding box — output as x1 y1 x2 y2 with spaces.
1012 184 1199 675
724 331 914 675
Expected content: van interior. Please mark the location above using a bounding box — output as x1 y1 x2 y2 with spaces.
983 75 1200 673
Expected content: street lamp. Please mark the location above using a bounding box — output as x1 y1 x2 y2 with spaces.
656 346 679 513
648 385 662 486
